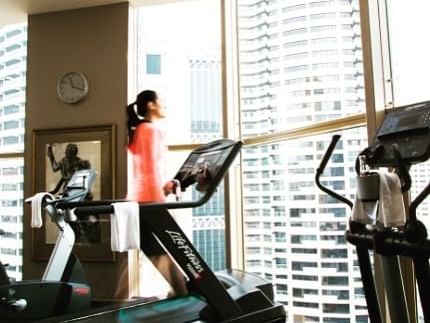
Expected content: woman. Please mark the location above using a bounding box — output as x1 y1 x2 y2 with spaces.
126 90 187 298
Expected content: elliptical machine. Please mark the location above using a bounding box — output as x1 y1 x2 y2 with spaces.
0 169 96 322
316 101 430 323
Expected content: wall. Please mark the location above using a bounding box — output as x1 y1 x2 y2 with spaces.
23 3 130 300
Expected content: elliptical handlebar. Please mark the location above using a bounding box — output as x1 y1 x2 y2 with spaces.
391 143 412 192
410 182 430 223
315 135 353 209
316 134 341 177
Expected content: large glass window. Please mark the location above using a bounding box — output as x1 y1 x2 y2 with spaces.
132 0 425 320
410 160 430 323
135 0 224 296
136 0 222 145
0 23 26 281
236 0 368 320
385 1 430 106
384 2 430 322
237 0 365 137
241 128 368 321
0 158 24 280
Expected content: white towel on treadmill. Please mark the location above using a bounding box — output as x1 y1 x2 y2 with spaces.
25 192 54 228
110 202 140 252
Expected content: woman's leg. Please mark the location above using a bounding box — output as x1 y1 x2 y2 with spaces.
149 254 188 298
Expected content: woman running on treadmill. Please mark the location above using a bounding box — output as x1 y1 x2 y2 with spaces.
126 89 188 298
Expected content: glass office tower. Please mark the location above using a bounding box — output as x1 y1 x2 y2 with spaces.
0 24 27 281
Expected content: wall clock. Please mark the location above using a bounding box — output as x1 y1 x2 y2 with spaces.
57 71 89 104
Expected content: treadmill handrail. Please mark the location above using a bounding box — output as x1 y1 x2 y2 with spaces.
58 139 243 214
59 196 212 216
56 186 213 214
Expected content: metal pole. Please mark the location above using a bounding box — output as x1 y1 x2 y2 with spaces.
356 247 383 323
380 255 411 323
413 257 430 323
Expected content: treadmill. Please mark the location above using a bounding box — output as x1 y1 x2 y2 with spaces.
42 139 286 323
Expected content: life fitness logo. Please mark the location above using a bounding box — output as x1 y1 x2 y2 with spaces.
166 230 204 280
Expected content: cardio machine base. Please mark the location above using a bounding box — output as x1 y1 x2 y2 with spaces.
0 280 90 322
34 269 285 323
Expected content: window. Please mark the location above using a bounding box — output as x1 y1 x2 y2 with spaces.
137 1 222 145
145 54 161 74
385 2 430 105
240 127 367 321
382 3 430 320
130 0 421 320
0 24 26 281
135 0 222 297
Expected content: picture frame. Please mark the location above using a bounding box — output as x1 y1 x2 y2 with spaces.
31 124 116 262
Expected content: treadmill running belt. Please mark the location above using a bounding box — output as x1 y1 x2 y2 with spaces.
37 295 207 323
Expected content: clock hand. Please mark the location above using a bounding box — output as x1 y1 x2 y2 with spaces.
68 76 75 88
69 77 84 90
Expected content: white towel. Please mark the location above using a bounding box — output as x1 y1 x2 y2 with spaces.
351 170 406 228
110 202 140 252
377 170 406 227
25 192 54 228
351 198 378 225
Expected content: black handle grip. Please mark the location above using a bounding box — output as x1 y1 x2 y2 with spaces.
316 134 341 175
391 143 411 192
315 134 353 209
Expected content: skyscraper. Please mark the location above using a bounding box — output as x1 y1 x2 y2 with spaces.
237 0 368 322
0 23 27 281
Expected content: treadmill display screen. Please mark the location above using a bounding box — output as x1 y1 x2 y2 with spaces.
65 169 96 190
174 141 237 193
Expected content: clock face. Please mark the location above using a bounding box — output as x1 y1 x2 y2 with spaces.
57 71 89 103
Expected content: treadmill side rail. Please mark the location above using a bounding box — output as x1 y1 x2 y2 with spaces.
43 220 75 281
143 208 243 321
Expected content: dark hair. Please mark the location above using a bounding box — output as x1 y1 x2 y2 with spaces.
126 90 158 143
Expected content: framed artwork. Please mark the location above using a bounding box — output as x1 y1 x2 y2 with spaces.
31 124 116 262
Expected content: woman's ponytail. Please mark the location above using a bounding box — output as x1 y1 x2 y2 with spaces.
126 90 158 144
126 102 139 143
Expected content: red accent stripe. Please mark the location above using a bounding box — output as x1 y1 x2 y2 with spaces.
73 287 90 295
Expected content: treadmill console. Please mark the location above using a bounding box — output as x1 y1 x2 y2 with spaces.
366 101 430 167
63 169 96 202
174 139 242 193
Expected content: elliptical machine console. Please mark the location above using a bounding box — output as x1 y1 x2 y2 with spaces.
0 169 96 322
364 101 430 166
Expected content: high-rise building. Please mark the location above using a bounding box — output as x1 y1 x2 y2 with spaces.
0 23 27 281
188 56 226 270
237 0 368 322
